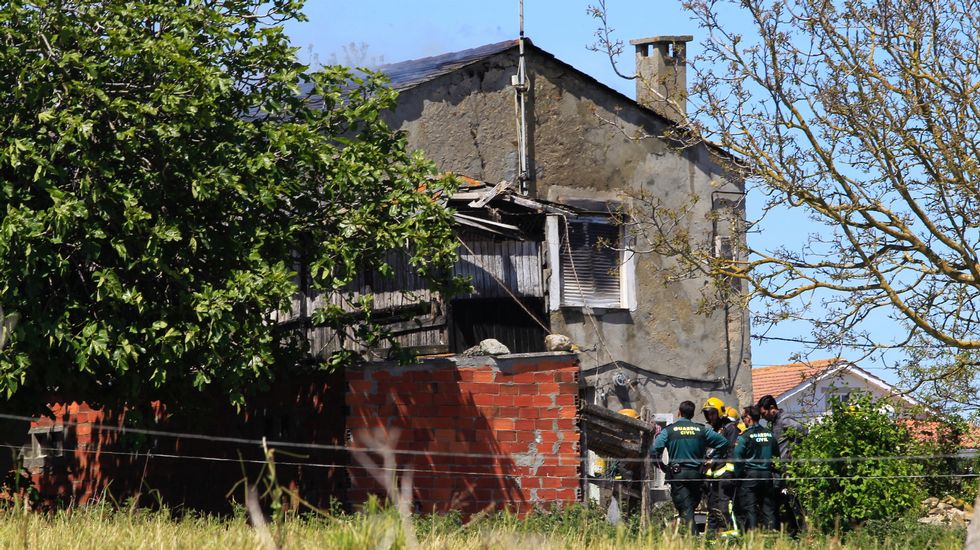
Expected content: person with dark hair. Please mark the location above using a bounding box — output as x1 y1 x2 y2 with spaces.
733 405 777 530
757 394 808 535
651 400 730 532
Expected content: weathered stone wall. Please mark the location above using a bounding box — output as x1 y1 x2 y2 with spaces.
385 45 752 416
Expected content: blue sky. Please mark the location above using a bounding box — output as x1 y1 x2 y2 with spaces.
283 1 894 374
283 1 692 99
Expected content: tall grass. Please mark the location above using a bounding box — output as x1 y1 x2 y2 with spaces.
0 503 964 550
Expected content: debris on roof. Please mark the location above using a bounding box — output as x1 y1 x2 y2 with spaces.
380 40 519 90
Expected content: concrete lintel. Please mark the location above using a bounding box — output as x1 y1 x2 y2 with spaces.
629 35 693 46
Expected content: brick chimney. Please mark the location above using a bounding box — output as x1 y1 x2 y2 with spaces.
629 35 693 123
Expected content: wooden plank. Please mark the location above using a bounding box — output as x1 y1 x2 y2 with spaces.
580 403 654 459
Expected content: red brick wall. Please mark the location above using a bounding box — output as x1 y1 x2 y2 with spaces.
346 353 581 516
24 371 347 511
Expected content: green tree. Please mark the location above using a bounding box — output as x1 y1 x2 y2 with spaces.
0 0 459 410
785 393 924 531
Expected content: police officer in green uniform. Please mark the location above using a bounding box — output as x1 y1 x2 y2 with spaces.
733 405 777 530
651 400 730 532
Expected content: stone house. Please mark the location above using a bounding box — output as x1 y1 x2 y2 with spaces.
13 36 752 514
377 36 751 420
292 36 751 422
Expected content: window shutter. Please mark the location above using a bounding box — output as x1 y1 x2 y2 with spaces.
560 218 622 308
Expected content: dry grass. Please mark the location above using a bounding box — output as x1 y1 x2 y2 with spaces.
0 503 965 550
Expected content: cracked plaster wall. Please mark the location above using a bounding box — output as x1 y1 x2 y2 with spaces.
385 48 752 417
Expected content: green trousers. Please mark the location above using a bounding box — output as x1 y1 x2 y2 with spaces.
736 469 776 530
668 468 703 532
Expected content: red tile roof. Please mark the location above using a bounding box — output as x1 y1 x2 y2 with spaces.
752 358 844 399
901 419 980 448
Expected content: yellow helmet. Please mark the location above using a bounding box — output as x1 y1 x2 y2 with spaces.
736 422 747 433
618 408 640 419
702 397 725 415
725 407 739 419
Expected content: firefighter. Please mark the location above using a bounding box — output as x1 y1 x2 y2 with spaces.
651 400 729 532
702 397 741 538
733 405 778 530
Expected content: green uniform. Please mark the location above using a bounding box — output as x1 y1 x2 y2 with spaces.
733 424 777 530
651 418 729 531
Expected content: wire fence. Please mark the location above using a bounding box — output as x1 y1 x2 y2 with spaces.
3 440 978 486
2 411 976 465
2 411 978 485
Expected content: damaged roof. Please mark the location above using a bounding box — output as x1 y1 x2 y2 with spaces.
382 40 518 90
448 176 579 240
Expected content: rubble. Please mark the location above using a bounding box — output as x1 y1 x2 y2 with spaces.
460 338 511 356
544 334 572 351
920 496 973 527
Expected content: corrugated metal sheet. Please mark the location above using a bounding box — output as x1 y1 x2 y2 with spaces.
455 239 543 298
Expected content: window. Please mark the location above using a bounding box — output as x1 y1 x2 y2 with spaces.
546 216 636 310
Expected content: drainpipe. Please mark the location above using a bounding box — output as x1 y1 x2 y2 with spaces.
512 1 530 195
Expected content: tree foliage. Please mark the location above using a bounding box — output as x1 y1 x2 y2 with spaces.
590 0 980 413
0 0 459 409
785 393 924 531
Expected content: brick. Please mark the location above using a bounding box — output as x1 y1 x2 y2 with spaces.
554 394 576 406
436 406 460 417
411 393 434 406
493 395 515 407
535 419 556 431
498 384 519 395
494 406 519 418
467 383 499 395
536 408 557 421
540 477 564 488
347 380 373 393
434 393 464 405
554 371 577 383
497 430 517 442
520 476 541 489
536 489 557 501
556 419 577 430
472 394 496 406
555 488 578 501
514 419 535 431
491 418 515 431
537 383 560 394
469 370 496 383
412 416 456 429
530 395 553 407
536 431 559 443
557 382 578 394
518 407 540 419
518 384 538 395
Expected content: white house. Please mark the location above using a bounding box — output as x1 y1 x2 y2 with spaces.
752 358 923 421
